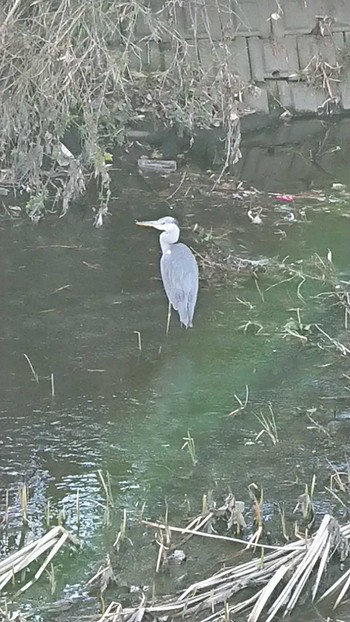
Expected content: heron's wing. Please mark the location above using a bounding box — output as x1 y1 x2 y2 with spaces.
160 243 199 327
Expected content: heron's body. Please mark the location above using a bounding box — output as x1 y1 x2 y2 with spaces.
160 242 198 328
136 217 199 328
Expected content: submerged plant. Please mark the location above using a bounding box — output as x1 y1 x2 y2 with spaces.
248 483 264 546
25 192 46 223
18 484 29 527
23 353 39 383
97 470 114 508
255 403 279 445
181 431 198 466
294 474 316 532
97 470 114 527
114 509 133 550
282 308 314 342
45 563 56 595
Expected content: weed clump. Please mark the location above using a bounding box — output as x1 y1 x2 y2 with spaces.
0 0 244 220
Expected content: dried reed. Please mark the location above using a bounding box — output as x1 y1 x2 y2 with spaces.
96 514 350 622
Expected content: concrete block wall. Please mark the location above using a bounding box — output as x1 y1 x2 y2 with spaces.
131 0 350 115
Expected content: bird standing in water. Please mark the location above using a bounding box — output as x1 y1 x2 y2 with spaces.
136 216 199 328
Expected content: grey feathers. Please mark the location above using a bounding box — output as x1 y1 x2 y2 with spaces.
160 243 198 328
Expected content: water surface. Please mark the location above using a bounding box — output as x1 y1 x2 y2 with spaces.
1 120 350 620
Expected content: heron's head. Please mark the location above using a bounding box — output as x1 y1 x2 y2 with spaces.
136 216 180 245
136 216 179 232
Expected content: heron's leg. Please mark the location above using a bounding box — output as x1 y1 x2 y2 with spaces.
166 301 172 335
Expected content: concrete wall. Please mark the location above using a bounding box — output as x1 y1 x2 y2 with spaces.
131 0 350 115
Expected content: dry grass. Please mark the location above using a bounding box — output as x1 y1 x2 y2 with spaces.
0 0 119 217
95 514 350 622
0 526 79 597
0 0 244 220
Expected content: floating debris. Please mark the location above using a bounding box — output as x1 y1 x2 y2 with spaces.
273 194 295 203
332 183 346 191
248 208 263 224
56 142 75 167
137 158 177 174
167 549 186 564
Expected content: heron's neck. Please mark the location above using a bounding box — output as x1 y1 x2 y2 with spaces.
160 229 179 253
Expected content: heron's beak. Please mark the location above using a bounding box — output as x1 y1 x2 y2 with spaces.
136 220 158 228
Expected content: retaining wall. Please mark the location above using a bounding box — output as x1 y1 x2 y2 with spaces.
131 0 350 115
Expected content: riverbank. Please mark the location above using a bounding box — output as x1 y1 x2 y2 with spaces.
2 0 350 221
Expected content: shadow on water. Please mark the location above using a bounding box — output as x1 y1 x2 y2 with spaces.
1 119 350 620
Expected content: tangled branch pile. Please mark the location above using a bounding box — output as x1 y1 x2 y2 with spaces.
0 0 243 220
97 514 350 622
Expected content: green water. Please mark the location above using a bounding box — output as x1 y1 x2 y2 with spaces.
1 124 350 621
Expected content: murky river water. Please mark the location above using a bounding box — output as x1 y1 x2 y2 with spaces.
1 119 350 620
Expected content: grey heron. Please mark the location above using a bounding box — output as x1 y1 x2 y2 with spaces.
136 216 199 328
